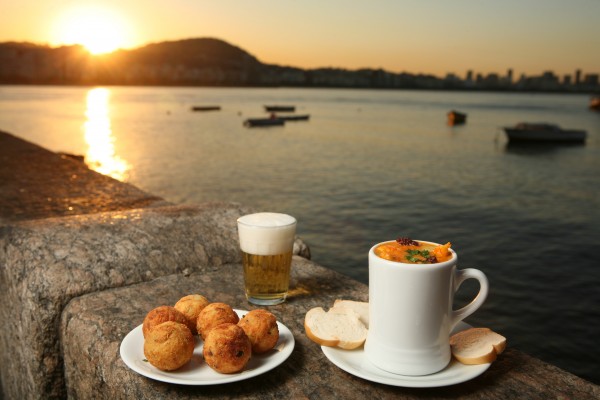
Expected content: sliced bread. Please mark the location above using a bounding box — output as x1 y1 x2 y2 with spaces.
332 299 369 328
450 327 507 365
304 306 368 349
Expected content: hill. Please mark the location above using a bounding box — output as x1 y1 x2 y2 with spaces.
0 38 272 86
0 37 435 88
0 38 595 91
125 38 262 69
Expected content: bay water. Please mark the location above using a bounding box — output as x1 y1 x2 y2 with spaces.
1 86 599 383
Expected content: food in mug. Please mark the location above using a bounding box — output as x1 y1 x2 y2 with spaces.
142 306 189 338
450 327 506 365
143 321 195 371
375 237 452 264
196 302 240 340
174 294 210 335
238 309 279 353
304 306 368 349
203 323 252 373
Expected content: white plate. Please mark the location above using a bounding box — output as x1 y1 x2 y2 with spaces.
321 322 490 388
120 309 295 385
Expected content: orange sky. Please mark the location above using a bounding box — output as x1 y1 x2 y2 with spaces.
1 0 599 78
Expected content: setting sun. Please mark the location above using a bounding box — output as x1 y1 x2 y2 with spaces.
52 5 131 54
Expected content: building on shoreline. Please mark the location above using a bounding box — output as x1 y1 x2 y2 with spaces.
1 40 598 93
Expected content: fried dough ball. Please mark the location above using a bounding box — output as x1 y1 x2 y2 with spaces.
143 321 195 371
238 309 279 353
203 323 252 374
142 306 189 338
196 302 240 340
174 294 210 335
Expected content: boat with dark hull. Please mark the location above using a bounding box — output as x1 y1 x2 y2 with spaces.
244 118 285 127
447 110 467 125
278 114 310 121
191 106 221 111
503 123 587 143
264 105 295 112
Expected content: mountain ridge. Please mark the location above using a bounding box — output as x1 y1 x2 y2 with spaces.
120 37 263 69
0 38 595 92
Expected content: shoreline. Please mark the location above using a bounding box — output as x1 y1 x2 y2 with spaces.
1 82 598 95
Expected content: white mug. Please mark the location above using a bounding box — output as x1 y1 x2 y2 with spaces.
364 240 488 376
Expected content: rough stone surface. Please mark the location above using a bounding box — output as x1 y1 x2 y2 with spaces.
62 261 600 400
0 203 252 399
0 130 170 223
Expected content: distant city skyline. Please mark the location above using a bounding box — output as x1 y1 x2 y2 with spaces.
2 39 597 92
1 0 599 77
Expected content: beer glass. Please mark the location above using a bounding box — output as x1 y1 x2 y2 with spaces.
237 213 296 305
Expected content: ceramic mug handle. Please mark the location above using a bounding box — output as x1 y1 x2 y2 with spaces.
450 268 489 330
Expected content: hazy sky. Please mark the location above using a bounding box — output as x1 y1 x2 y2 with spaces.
2 0 599 78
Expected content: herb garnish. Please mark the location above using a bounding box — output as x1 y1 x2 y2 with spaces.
405 249 432 263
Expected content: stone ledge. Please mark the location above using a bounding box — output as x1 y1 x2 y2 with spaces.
61 263 600 400
0 203 253 399
0 130 170 224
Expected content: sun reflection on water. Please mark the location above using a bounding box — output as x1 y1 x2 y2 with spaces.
84 87 129 181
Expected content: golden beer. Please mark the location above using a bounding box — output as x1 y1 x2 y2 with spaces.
242 250 292 303
237 212 296 305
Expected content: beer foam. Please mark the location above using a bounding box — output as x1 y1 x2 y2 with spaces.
237 213 296 255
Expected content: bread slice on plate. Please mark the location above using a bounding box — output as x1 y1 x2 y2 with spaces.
450 327 507 364
304 306 368 349
332 299 369 328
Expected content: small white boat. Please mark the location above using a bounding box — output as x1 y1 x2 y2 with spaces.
503 123 587 143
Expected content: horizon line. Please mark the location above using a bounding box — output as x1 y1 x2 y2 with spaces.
1 36 598 81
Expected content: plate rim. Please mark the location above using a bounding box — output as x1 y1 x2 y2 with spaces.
119 309 295 385
321 322 491 388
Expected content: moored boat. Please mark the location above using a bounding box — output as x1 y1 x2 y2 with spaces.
191 106 221 111
447 110 467 125
278 114 310 121
503 122 587 143
244 118 285 127
590 96 600 111
264 105 295 112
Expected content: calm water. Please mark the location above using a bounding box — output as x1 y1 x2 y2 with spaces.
1 86 599 383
